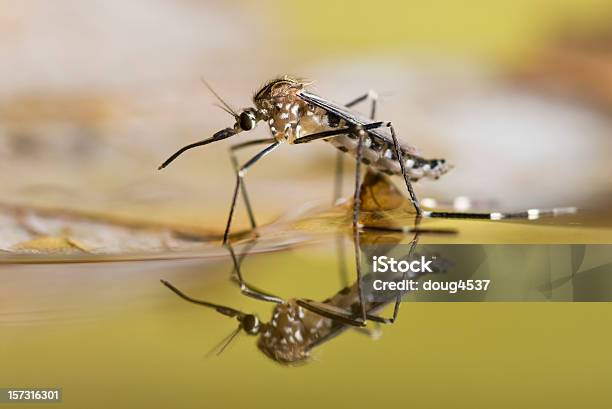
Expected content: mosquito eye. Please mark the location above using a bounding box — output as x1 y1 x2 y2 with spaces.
242 314 260 334
239 112 255 131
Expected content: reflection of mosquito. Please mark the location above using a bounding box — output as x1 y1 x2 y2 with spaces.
160 228 444 364
159 76 573 245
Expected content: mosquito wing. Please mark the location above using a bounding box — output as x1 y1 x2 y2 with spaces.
297 90 418 154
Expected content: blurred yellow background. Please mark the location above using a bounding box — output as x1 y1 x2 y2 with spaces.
285 0 612 61
1 1 612 408
1 0 612 232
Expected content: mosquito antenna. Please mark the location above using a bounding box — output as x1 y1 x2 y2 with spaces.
214 103 238 118
205 324 243 357
201 77 238 117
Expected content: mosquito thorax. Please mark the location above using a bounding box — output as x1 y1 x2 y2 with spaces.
251 76 315 143
257 301 313 364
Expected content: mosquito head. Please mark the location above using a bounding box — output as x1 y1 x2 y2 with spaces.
157 79 266 171
160 279 264 355
236 108 258 132
240 313 261 335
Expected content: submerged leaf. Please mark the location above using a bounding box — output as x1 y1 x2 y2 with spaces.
0 202 218 257
290 169 418 234
359 170 411 213
13 236 87 254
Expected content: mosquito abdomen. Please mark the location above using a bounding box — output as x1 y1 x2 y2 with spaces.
326 133 451 180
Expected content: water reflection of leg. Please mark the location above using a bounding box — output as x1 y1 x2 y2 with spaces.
296 226 419 327
227 239 257 282
335 234 350 287
371 229 420 324
160 279 245 318
225 242 284 304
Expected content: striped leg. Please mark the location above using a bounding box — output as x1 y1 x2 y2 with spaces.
229 138 276 233
425 207 577 220
223 142 280 245
333 90 378 203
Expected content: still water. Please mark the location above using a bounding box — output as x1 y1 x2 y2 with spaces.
2 202 612 408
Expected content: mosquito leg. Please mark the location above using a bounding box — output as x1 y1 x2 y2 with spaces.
229 138 276 231
389 229 419 323
333 151 344 204
333 137 347 288
333 92 379 285
223 141 280 245
336 234 349 287
424 206 577 220
353 129 367 324
296 299 367 327
227 238 257 281
226 242 284 304
332 152 347 294
160 279 244 317
293 122 386 144
361 225 457 235
388 123 422 217
297 297 402 327
334 90 377 203
345 93 368 108
345 89 378 120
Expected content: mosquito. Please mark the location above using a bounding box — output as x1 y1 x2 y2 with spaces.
160 228 443 364
159 76 576 245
